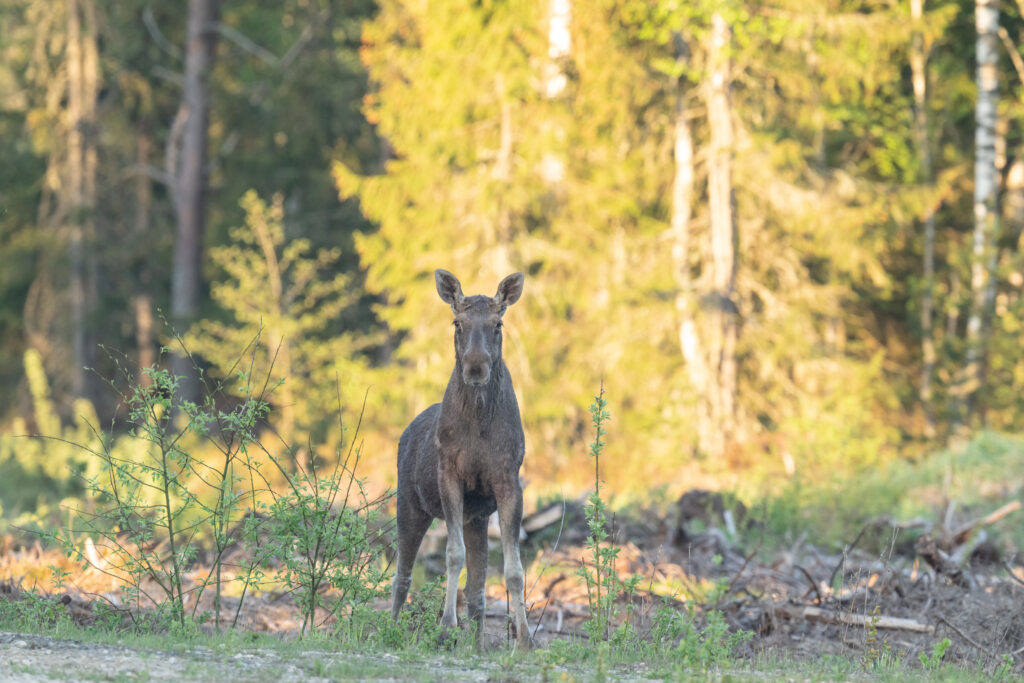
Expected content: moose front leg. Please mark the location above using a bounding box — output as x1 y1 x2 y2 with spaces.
439 470 466 631
496 479 533 650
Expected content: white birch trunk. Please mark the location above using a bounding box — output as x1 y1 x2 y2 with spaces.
669 33 712 457
961 0 999 428
539 0 570 185
543 0 571 98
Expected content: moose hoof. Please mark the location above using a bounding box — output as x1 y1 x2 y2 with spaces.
509 622 535 651
437 623 460 650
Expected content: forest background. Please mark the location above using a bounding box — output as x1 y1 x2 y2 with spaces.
2 0 1024 527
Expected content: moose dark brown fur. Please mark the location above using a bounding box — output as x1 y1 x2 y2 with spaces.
390 269 533 649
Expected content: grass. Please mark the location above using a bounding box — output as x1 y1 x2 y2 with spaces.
0 616 1010 682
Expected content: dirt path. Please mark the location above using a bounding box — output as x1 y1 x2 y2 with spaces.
0 631 497 682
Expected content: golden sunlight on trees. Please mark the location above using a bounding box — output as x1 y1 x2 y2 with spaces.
3 0 1024 506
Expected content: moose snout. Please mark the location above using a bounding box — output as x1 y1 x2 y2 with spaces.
462 352 491 385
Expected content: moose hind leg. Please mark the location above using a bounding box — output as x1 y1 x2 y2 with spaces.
497 483 533 649
463 515 489 645
391 498 432 620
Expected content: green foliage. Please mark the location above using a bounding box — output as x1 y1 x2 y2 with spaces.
919 637 951 670
0 350 100 519
862 604 902 672
334 0 962 494
8 349 99 480
994 654 1016 680
45 352 271 630
648 603 753 672
537 600 752 675
186 191 374 444
258 425 393 635
359 577 468 653
23 334 393 636
0 585 76 636
0 0 380 429
576 384 641 641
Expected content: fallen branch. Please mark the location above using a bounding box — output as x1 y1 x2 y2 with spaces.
794 564 823 606
1003 561 1024 589
938 612 1024 659
936 614 995 658
523 503 569 534
717 543 760 607
951 500 1021 546
776 604 934 633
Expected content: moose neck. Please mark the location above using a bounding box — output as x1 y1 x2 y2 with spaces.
448 357 504 417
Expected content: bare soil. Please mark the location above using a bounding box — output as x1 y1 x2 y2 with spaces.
0 631 506 682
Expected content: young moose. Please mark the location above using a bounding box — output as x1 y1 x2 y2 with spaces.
390 269 533 649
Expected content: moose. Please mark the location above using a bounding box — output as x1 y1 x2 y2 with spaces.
390 269 533 650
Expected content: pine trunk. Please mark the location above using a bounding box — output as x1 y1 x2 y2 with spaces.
960 0 999 430
65 0 98 401
83 0 99 400
170 0 219 396
134 133 155 388
66 0 85 398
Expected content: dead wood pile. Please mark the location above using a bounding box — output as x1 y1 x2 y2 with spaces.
517 491 1024 672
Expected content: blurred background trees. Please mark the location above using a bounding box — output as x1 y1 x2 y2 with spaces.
3 0 1024 508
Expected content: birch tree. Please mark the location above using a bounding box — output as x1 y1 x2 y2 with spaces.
960 0 999 429
540 0 571 187
670 32 706 456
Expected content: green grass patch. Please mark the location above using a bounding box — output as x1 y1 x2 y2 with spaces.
756 431 1024 553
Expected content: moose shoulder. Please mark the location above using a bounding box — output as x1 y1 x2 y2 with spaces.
390 269 533 650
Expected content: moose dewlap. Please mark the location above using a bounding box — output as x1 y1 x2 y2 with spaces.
390 269 533 650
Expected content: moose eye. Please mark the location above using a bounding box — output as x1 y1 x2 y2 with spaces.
495 322 503 332
453 320 462 331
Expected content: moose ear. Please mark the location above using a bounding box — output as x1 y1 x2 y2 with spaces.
494 272 524 309
435 269 465 309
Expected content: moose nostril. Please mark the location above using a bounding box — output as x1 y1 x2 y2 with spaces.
464 363 489 384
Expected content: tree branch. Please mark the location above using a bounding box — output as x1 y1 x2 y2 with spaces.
215 22 278 65
997 26 1024 87
143 6 182 61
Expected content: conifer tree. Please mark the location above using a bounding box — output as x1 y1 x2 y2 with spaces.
186 191 372 443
